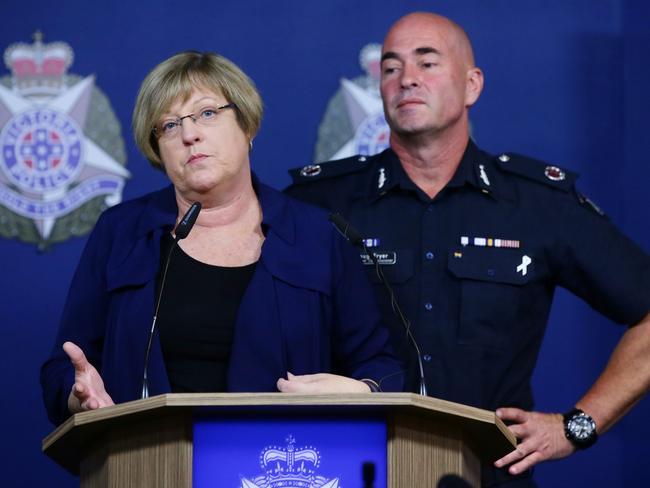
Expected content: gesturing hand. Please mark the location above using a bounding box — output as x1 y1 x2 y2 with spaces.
63 341 114 414
276 372 372 394
494 408 575 475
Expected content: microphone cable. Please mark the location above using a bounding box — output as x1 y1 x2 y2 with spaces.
141 202 201 399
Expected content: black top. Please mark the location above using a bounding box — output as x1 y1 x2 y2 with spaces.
156 232 257 392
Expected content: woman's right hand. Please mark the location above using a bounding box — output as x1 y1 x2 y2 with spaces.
63 341 115 414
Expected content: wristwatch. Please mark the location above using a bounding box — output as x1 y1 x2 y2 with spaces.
360 378 380 392
563 408 598 449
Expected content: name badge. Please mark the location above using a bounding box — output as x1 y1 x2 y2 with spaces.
361 252 397 266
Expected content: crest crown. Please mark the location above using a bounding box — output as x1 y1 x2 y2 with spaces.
4 32 73 97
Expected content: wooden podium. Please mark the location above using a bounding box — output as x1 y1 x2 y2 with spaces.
43 393 515 488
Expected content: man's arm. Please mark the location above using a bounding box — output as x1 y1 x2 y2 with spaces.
495 311 650 475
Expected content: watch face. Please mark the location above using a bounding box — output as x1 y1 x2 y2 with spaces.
568 414 596 440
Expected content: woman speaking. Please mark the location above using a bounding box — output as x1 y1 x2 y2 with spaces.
40 51 401 425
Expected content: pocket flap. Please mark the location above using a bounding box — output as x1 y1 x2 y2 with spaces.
448 247 533 285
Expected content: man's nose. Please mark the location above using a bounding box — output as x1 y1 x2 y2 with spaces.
400 63 420 88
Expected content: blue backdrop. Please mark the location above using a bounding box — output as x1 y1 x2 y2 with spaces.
1 1 648 486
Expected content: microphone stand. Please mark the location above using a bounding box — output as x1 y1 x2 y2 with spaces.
141 202 201 399
329 213 427 396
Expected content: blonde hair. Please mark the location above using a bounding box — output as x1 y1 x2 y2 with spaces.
133 51 263 168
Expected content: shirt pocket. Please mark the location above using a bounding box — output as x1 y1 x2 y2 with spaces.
362 249 415 285
448 247 534 350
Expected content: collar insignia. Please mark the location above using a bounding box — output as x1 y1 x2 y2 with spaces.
377 167 386 189
479 164 491 186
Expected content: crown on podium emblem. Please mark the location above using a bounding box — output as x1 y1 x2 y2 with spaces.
241 435 340 488
3 31 73 96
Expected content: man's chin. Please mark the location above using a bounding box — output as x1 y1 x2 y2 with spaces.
392 123 435 137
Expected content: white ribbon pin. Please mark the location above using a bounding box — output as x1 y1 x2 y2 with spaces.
516 255 532 276
378 167 386 189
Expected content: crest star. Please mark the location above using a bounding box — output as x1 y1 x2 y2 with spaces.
331 78 386 160
0 84 31 113
339 79 382 128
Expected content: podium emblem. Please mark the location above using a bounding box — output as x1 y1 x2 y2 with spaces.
240 435 340 488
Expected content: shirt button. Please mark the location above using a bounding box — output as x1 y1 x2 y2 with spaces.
422 354 432 362
424 302 433 311
425 251 434 260
426 205 434 212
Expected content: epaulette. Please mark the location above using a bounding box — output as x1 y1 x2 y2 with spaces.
494 152 578 192
577 193 606 216
288 154 376 185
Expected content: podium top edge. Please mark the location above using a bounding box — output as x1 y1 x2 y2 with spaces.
43 392 516 450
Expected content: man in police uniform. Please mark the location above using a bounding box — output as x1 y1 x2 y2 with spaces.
285 11 650 487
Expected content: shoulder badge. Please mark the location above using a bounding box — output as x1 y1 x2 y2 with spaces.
495 153 577 192
288 154 375 185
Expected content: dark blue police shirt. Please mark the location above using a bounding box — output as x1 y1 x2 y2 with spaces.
286 140 650 412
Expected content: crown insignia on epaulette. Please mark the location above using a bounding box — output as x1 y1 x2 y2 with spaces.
544 165 566 181
300 164 322 177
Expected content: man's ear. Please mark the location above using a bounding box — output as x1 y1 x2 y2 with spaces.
465 67 484 107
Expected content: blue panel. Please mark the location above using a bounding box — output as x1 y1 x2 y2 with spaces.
193 413 386 488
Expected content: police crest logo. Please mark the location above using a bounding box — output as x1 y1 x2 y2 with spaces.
314 43 389 162
240 435 340 488
0 33 129 249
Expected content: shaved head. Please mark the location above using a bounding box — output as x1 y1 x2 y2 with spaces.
383 12 476 69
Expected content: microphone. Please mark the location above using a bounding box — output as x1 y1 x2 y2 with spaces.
437 474 473 488
174 200 201 239
329 212 364 246
329 212 428 396
141 202 202 399
362 461 375 488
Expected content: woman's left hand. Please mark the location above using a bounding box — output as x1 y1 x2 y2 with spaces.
276 372 371 393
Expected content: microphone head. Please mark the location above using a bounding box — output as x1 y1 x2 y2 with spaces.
175 202 202 240
362 462 375 483
329 213 364 247
437 474 473 488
